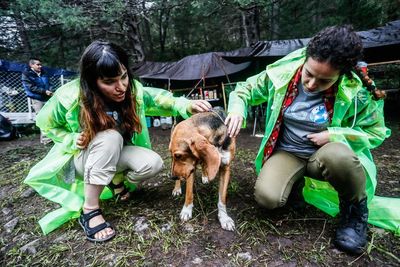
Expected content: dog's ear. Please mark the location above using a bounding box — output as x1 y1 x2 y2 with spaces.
189 133 221 180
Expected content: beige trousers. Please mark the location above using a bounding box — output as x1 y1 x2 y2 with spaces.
74 129 163 185
254 142 367 209
31 98 45 113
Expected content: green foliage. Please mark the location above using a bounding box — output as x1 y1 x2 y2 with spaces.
0 0 398 68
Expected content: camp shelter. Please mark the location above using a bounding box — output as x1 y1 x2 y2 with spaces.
133 52 251 88
221 20 400 64
133 52 252 109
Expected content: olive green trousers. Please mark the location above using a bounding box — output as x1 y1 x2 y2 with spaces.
254 142 367 209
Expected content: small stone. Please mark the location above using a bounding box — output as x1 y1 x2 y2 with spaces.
192 257 203 264
183 223 194 233
20 239 40 254
161 223 171 232
103 253 117 266
21 188 35 198
2 207 12 216
237 252 252 261
134 217 149 232
4 217 19 233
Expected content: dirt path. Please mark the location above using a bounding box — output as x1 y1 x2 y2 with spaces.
0 118 399 266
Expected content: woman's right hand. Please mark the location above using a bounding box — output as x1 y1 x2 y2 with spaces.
225 114 243 138
76 132 88 150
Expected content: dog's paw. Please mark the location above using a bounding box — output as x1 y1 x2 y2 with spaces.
218 201 235 231
180 204 193 221
202 176 209 184
218 214 235 231
172 187 182 196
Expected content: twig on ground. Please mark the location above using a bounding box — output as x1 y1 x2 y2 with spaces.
313 219 326 247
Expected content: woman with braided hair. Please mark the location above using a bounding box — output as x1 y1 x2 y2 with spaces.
226 25 391 254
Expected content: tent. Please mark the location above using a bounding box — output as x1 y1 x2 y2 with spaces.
133 52 251 88
221 20 400 63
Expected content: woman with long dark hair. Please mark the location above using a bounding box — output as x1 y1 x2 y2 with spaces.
25 40 211 242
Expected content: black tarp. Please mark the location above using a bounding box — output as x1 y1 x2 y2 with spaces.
133 52 251 83
222 20 400 63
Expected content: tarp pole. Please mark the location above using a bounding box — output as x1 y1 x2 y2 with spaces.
222 82 227 111
367 60 400 66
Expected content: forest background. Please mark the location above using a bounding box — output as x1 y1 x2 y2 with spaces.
1 0 400 70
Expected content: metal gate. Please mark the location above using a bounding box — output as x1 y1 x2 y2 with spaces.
0 70 75 124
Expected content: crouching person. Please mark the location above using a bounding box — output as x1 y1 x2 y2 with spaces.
24 40 211 242
225 25 391 254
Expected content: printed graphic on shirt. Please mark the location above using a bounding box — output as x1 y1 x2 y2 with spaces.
310 104 329 125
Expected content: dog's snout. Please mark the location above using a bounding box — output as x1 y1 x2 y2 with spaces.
170 175 179 181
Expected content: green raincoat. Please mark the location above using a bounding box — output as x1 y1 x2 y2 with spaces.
228 48 400 235
24 79 192 234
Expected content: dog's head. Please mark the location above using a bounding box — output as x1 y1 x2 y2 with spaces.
169 123 221 182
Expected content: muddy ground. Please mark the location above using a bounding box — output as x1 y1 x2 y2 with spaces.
0 107 399 266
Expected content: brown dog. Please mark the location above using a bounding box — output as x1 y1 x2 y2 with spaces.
169 107 235 231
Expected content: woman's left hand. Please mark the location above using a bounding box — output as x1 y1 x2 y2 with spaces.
188 100 212 114
307 130 330 146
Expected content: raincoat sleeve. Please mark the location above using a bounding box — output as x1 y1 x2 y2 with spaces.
36 95 80 154
140 84 192 119
328 89 391 154
227 70 270 120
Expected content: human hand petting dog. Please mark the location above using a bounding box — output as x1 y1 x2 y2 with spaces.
187 100 212 114
225 113 243 138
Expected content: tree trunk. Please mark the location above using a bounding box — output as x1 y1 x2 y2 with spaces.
158 0 171 57
126 14 145 62
141 0 154 60
270 1 280 39
241 6 260 47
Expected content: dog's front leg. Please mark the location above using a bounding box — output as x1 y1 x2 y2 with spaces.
172 180 182 196
180 173 194 221
218 165 235 231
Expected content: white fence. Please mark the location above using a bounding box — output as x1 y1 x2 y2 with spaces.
0 70 74 124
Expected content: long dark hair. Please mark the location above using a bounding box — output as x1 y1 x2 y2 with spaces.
306 25 363 78
79 40 141 146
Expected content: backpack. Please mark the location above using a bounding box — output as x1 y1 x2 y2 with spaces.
0 114 18 141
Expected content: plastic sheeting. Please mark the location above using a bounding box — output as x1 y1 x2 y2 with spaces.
221 20 400 62
133 52 251 81
0 59 76 77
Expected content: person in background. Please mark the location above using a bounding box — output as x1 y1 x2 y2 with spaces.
24 41 211 242
225 25 390 254
21 57 53 112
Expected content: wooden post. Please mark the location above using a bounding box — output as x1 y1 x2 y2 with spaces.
222 82 227 111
